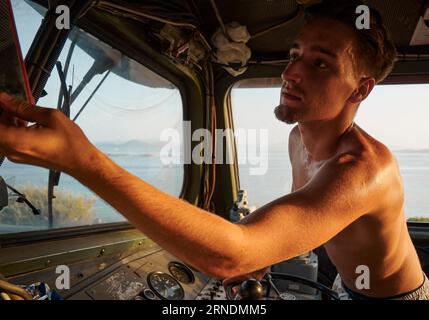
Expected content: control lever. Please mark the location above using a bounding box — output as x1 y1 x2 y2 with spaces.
229 189 251 222
239 279 264 300
264 273 284 299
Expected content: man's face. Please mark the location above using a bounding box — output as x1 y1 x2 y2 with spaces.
275 18 361 124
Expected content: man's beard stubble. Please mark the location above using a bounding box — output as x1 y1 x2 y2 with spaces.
274 104 298 124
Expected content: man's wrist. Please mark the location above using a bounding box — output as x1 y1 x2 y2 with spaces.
66 144 106 181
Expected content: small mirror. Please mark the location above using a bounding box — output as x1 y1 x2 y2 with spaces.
0 176 8 210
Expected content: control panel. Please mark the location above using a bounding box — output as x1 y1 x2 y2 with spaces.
66 250 215 300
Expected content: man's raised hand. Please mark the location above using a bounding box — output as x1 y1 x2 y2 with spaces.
0 92 96 174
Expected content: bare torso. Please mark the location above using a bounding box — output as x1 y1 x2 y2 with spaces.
289 124 423 297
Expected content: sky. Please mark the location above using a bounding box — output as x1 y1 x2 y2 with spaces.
232 84 429 151
11 1 429 150
12 0 183 144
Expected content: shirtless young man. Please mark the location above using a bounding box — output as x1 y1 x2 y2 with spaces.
0 2 427 299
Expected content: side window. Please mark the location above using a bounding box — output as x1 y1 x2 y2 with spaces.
0 24 184 233
231 82 293 210
355 84 429 223
231 80 429 223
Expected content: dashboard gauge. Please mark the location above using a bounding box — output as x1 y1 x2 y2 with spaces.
168 261 195 284
147 272 184 300
141 288 157 300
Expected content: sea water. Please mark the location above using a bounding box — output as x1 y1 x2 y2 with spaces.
0 150 428 233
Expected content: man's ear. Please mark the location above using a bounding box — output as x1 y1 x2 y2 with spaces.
348 77 376 104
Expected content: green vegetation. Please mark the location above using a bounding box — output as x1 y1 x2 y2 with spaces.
0 185 96 228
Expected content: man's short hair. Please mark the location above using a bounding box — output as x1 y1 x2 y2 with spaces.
305 0 397 83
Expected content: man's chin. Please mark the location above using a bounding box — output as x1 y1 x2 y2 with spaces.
274 104 298 124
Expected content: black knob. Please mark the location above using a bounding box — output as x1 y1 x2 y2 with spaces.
240 279 264 300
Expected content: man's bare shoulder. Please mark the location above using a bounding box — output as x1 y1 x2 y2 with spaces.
336 125 403 207
342 124 397 169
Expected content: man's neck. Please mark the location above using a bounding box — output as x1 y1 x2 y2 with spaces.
298 119 355 163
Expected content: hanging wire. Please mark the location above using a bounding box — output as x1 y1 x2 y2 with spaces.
209 0 226 35
91 89 180 115
97 1 212 52
206 63 217 212
202 62 217 212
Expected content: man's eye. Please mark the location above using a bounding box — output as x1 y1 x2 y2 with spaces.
289 53 299 62
315 59 328 68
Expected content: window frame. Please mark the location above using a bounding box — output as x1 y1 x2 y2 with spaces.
228 76 429 227
0 1 204 241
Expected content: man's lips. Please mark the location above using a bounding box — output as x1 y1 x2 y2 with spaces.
281 90 302 101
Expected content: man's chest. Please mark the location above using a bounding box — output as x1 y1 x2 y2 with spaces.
290 152 325 191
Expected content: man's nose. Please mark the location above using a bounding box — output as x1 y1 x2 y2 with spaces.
281 63 302 84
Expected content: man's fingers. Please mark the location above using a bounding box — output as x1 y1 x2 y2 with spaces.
0 109 15 126
0 92 52 126
222 267 270 287
222 275 246 287
16 119 28 127
0 110 28 128
0 123 19 153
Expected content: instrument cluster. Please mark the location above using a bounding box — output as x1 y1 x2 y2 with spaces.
138 261 195 300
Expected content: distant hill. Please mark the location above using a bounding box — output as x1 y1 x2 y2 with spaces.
94 140 429 156
96 140 165 155
393 149 429 153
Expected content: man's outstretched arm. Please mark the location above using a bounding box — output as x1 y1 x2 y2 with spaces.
0 93 384 279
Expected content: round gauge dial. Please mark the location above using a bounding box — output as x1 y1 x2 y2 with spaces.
168 261 195 284
147 272 184 300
